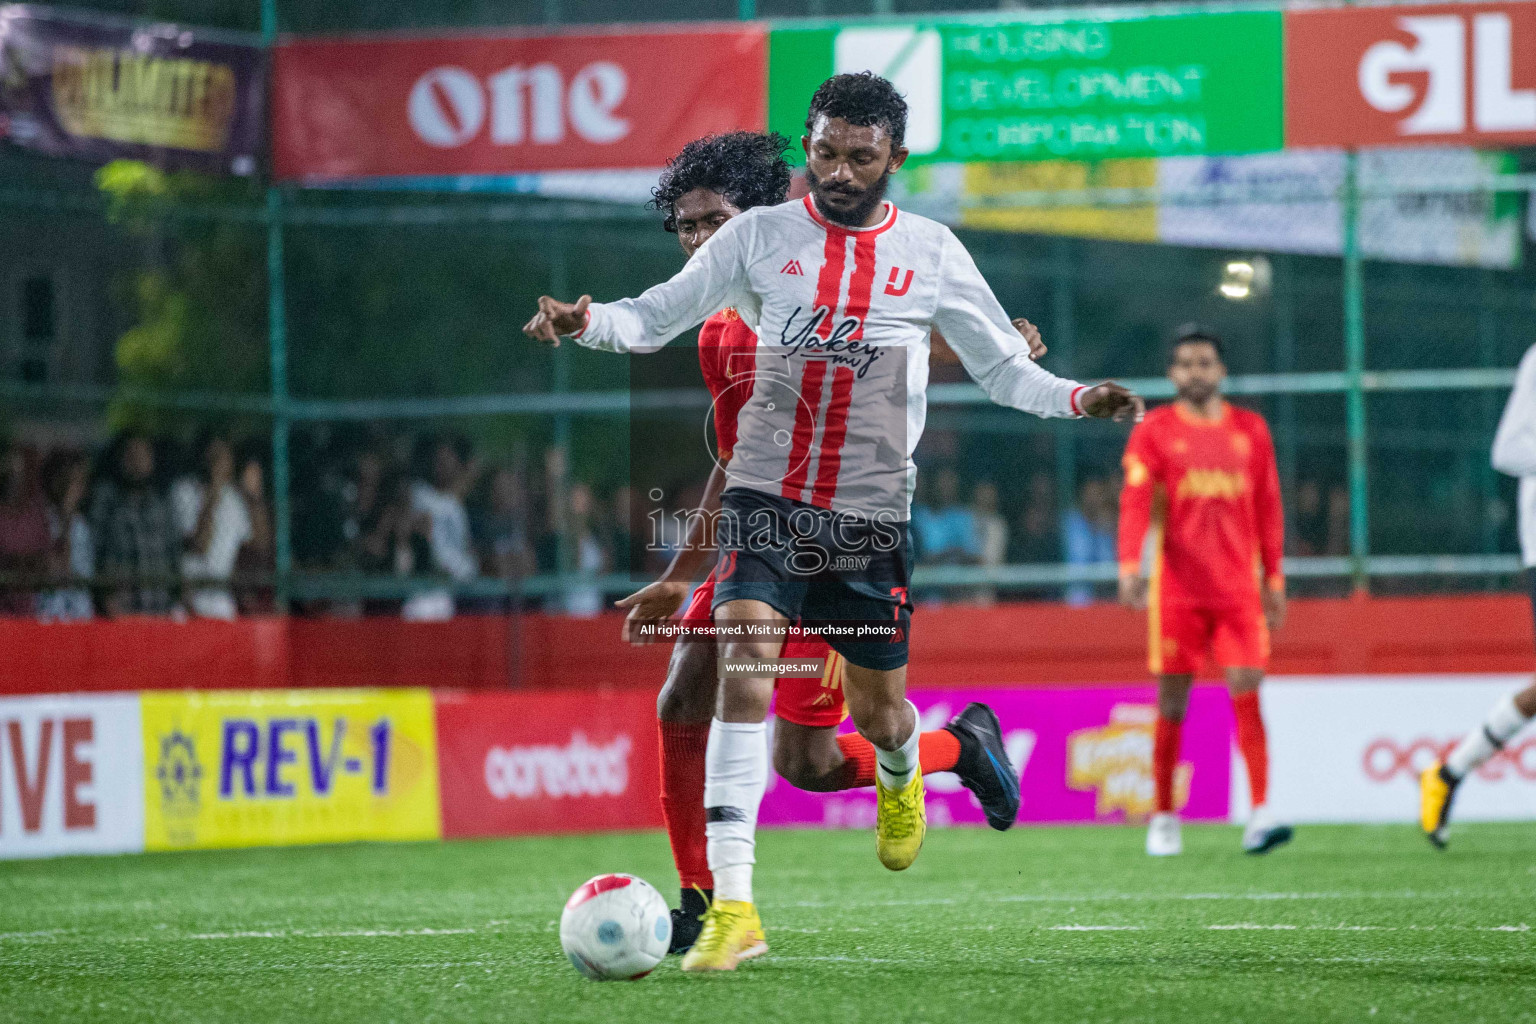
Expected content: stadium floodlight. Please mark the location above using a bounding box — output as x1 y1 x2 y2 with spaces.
1218 256 1271 300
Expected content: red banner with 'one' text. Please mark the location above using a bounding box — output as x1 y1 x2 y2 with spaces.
272 26 766 181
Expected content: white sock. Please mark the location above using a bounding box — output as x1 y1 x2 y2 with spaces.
874 700 921 790
1446 693 1531 779
703 718 767 904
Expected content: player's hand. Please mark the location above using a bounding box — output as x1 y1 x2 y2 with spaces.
1080 381 1145 422
615 579 692 644
1263 584 1287 632
1011 317 1047 361
1118 574 1148 611
522 295 591 347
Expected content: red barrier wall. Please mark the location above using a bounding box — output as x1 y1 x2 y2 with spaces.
1 594 1530 696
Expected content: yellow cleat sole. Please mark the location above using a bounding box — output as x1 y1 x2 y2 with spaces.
680 940 768 973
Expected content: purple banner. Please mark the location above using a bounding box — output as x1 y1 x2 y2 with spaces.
761 685 1234 828
0 5 264 175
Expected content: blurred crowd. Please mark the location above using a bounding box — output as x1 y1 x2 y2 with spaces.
0 428 1352 620
908 464 1352 607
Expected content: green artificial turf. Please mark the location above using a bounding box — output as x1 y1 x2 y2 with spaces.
2 823 1533 1023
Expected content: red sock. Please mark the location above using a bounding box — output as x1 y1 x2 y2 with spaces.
1232 690 1270 807
1153 717 1182 813
658 721 712 892
830 730 962 790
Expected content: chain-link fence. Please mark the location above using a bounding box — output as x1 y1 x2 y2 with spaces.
3 0 1535 650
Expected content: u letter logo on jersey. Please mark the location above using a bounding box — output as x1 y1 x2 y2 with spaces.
883 267 914 296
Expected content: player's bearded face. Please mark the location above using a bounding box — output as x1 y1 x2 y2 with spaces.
803 115 907 228
1170 342 1225 404
805 161 891 228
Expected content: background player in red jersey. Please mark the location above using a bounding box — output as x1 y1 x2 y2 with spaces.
1117 325 1292 857
612 131 1019 955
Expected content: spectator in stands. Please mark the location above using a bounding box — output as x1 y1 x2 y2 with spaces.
90 432 177 615
37 449 94 621
1325 482 1351 557
913 466 980 564
404 434 480 619
233 441 274 615
969 480 1009 605
172 431 253 620
0 443 49 615
1011 471 1061 564
475 465 535 583
1063 474 1118 606
560 481 608 617
537 450 607 617
336 445 412 616
1289 478 1325 556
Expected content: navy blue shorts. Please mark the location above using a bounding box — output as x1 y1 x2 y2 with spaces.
711 487 913 671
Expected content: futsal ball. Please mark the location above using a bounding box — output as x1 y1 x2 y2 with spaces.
560 873 671 980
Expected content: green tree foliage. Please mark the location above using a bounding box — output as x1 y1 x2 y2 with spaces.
96 160 267 434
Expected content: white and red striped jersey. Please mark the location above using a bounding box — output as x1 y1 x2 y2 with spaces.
574 195 1087 518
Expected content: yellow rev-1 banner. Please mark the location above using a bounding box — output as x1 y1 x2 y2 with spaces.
142 689 441 851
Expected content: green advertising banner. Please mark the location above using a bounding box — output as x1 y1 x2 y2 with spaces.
768 12 1283 165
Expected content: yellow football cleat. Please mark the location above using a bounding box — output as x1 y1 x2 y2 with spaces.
680 899 767 973
876 771 927 871
1419 759 1459 850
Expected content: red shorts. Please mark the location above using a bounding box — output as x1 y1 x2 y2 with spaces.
681 575 847 729
1151 602 1269 676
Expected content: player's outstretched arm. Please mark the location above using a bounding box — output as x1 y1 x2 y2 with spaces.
523 295 591 347
931 229 1141 419
521 212 755 355
1079 382 1145 422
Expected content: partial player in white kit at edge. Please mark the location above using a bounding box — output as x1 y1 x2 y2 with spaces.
524 72 1143 972
1421 340 1536 847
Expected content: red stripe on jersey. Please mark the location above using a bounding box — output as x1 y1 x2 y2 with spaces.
843 232 879 341
812 227 848 340
781 359 827 501
810 366 855 509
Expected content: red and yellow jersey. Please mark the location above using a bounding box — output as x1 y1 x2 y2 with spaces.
1118 401 1283 609
697 308 758 463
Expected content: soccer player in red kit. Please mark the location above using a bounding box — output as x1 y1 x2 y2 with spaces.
1118 325 1292 857
612 131 1020 956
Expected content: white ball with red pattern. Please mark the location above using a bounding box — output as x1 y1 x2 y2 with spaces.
559 873 671 980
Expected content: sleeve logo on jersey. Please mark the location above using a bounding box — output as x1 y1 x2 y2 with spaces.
1123 454 1150 487
1175 468 1249 500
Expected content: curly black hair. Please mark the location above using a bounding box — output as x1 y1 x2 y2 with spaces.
649 131 793 233
805 72 908 151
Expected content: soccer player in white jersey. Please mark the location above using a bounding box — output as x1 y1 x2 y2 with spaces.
524 73 1143 972
1421 342 1536 847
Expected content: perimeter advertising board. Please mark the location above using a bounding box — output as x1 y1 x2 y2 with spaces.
1259 675 1536 824
434 689 663 838
769 13 1283 165
0 694 144 859
1286 1 1536 149
141 689 441 851
272 26 766 182
0 4 265 174
759 685 1234 828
